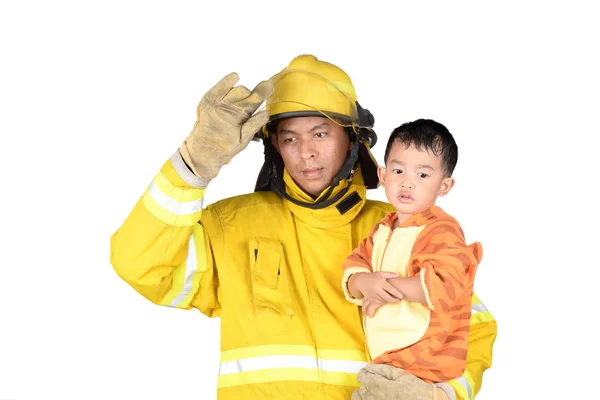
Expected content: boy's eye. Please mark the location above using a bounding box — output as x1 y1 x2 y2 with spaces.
392 169 403 174
283 137 296 143
418 172 429 178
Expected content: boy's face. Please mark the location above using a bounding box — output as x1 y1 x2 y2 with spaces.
378 141 455 223
272 116 352 198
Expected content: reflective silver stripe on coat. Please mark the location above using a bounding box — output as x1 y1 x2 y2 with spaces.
455 376 473 400
472 302 488 313
168 233 198 307
219 354 367 375
148 181 203 215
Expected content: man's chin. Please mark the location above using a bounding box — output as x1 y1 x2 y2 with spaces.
302 182 329 198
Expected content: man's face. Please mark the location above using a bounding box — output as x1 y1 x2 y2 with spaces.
272 116 352 198
377 142 455 224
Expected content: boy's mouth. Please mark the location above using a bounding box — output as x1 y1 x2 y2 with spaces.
398 194 413 203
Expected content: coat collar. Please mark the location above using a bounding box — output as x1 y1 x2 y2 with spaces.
282 167 367 229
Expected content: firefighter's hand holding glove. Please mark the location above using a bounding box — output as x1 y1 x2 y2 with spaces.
179 72 274 188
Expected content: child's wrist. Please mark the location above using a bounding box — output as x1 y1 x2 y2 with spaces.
348 273 365 299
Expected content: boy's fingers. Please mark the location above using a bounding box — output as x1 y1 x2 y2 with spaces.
383 283 403 299
376 291 399 304
362 299 374 318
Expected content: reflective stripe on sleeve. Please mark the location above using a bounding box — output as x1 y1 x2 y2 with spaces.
143 171 204 227
471 297 495 325
450 370 474 400
160 225 207 308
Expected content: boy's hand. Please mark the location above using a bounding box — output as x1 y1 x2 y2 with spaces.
362 297 386 318
352 272 403 312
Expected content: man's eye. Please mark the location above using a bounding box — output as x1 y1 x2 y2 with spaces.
392 169 403 174
418 172 429 178
315 132 327 138
283 137 296 143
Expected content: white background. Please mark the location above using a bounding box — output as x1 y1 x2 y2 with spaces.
1 1 598 399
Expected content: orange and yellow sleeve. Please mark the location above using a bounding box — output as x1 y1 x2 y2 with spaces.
409 219 481 313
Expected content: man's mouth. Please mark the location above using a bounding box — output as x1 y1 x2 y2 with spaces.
301 167 324 179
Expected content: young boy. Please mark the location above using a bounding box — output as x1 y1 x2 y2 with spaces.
342 119 482 399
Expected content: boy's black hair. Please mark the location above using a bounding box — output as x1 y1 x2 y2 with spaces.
383 119 458 176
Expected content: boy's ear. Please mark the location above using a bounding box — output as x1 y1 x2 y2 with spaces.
438 177 455 197
377 166 386 187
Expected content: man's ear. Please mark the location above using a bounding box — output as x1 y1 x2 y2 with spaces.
348 135 354 151
377 166 386 187
438 176 455 197
270 132 280 153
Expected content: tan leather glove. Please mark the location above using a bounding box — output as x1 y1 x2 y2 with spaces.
352 364 451 400
180 72 273 187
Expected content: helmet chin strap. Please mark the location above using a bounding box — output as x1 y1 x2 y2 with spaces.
256 139 360 210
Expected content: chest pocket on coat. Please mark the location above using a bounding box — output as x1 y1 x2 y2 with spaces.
249 238 293 319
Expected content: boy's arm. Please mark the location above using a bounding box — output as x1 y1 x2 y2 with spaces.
341 223 380 304
385 276 426 303
396 219 493 399
386 220 479 310
346 271 368 300
409 220 480 312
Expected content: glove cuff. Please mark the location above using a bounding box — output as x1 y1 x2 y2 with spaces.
435 382 456 400
179 142 201 175
172 149 211 189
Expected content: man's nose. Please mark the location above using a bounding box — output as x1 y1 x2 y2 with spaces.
299 140 317 160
